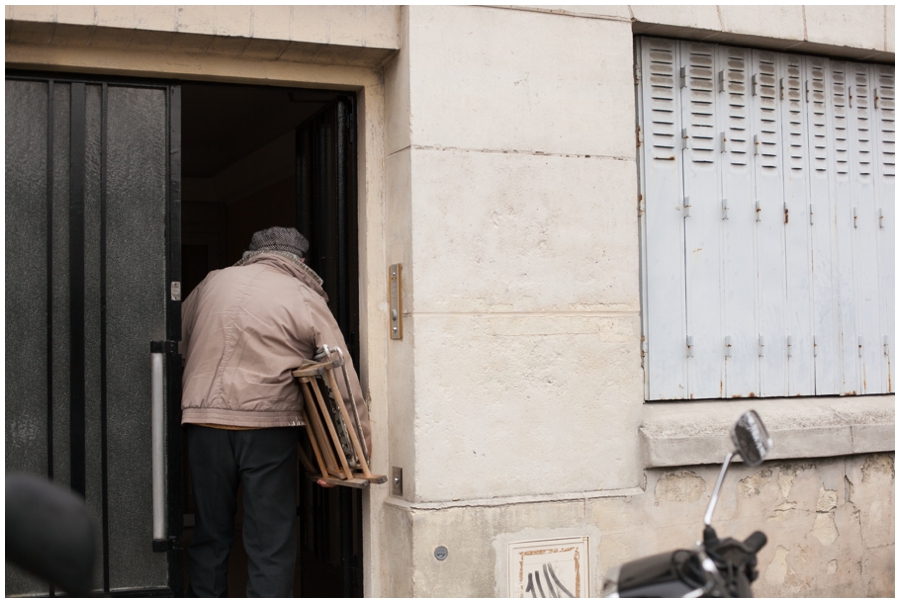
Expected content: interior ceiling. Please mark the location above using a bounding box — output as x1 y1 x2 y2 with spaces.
181 83 339 178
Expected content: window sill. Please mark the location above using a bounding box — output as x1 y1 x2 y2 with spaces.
640 395 894 468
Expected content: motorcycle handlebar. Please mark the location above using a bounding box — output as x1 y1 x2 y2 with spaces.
743 531 767 554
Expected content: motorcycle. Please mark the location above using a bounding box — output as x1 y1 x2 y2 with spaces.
602 410 773 598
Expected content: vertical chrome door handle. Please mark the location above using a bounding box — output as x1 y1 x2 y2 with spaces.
151 349 165 545
150 341 175 551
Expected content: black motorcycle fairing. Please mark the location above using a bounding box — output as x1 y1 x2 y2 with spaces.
616 550 705 597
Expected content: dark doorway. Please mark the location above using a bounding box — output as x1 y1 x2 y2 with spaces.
180 82 362 597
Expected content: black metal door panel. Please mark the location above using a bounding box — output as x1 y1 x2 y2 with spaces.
5 74 181 596
6 78 54 597
296 96 363 597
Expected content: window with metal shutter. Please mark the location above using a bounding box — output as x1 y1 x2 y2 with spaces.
637 37 895 400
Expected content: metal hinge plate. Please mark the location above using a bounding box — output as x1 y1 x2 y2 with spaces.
391 466 403 496
150 340 177 354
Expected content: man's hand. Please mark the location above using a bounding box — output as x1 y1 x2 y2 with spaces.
316 478 336 489
314 345 330 363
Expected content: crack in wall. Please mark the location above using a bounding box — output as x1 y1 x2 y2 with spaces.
411 144 632 162
810 484 840 546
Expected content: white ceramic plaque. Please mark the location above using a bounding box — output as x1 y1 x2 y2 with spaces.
507 536 589 598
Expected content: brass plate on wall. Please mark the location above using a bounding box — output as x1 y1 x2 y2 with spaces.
390 263 403 340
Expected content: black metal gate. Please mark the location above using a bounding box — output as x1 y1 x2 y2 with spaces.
295 96 364 597
5 73 182 596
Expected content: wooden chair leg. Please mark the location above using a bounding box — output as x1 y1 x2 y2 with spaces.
301 380 340 477
325 367 376 480
308 377 355 481
301 407 328 479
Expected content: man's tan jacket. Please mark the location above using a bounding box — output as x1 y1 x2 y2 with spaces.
180 253 371 452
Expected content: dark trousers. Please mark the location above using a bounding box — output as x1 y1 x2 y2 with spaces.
186 425 298 598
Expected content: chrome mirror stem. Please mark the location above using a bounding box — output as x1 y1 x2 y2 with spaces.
704 451 734 527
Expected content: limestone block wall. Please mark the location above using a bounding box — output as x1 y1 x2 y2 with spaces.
385 4 645 504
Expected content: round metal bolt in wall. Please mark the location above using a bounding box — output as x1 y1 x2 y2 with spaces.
434 546 448 561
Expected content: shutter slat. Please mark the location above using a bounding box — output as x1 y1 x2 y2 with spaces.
752 49 789 397
781 54 816 395
850 63 886 394
639 38 689 399
719 45 760 397
808 57 842 395
682 42 725 399
874 65 895 392
829 61 862 394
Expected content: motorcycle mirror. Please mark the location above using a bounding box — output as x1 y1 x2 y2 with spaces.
730 410 772 467
703 411 772 528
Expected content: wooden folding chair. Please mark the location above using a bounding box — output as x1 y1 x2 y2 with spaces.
292 352 386 489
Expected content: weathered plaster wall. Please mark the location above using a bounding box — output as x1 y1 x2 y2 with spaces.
645 454 894 598
386 453 894 597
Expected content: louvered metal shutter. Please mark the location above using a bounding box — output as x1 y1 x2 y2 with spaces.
637 37 895 400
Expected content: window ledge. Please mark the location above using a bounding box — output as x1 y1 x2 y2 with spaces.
640 395 894 468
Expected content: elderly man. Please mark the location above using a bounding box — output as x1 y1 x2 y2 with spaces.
180 226 370 597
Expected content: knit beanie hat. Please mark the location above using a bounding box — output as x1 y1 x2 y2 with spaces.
248 226 310 258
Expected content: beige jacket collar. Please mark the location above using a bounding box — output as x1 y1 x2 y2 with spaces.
235 251 328 302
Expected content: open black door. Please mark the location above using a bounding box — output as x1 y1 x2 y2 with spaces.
295 95 364 597
176 81 357 597
5 73 183 596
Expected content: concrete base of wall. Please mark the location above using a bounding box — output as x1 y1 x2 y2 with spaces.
383 452 894 597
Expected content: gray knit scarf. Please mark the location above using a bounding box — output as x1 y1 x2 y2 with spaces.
234 249 325 289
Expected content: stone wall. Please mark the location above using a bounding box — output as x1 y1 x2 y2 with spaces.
381 5 895 597
385 453 894 597
385 3 644 505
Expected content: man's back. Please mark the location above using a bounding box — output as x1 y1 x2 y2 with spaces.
182 253 332 429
